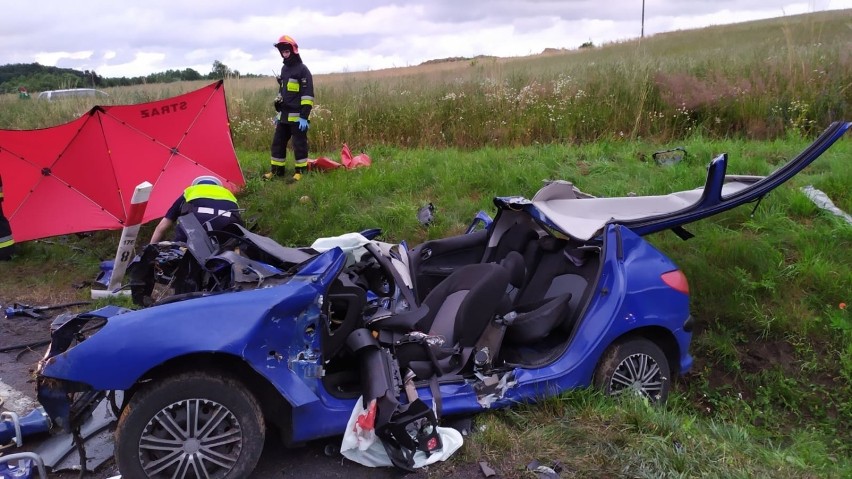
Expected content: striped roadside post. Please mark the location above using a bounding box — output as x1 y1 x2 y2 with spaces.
91 181 153 299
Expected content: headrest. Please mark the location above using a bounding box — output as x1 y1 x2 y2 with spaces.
500 251 527 288
538 235 567 252
495 222 538 260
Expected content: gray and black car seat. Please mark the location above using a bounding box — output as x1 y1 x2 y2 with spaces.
370 261 511 379
345 261 511 471
488 221 539 262
496 250 574 345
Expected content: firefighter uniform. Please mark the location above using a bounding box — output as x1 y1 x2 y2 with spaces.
0 174 16 260
268 35 314 181
151 176 243 244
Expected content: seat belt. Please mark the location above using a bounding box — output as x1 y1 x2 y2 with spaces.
429 376 442 420
472 311 517 371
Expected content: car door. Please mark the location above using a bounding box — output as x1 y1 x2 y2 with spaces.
407 229 488 302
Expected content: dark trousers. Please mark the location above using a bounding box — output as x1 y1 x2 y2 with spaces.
270 120 308 176
0 208 14 261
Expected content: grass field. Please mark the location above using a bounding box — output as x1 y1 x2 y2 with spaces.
1 9 850 479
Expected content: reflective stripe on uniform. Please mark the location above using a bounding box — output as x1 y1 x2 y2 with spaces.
287 113 301 122
196 207 232 217
301 95 314 106
294 158 308 168
183 184 238 203
287 78 299 92
271 157 286 166
0 235 14 248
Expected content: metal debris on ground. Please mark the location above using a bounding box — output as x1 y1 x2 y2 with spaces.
479 461 497 477
34 393 122 473
3 302 90 320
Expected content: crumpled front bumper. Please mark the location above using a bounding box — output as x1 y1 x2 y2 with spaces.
35 305 129 431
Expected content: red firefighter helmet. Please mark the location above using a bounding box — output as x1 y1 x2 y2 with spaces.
274 35 299 54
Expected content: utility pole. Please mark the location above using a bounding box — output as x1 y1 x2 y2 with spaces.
641 0 645 38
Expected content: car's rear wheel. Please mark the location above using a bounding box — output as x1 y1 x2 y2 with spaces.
594 337 671 403
115 371 265 478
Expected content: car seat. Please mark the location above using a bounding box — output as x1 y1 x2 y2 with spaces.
370 262 510 379
500 244 579 345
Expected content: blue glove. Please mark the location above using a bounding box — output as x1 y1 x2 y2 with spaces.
297 118 309 132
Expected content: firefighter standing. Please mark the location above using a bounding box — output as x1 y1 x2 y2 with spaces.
265 35 314 182
149 176 244 243
0 174 16 260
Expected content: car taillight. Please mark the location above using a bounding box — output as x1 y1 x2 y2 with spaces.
661 270 689 294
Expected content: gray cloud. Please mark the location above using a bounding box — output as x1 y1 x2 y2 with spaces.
1 1 847 76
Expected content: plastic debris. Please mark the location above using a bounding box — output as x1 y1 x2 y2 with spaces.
801 185 852 225
527 459 561 478
340 396 463 469
417 203 435 226
652 147 687 166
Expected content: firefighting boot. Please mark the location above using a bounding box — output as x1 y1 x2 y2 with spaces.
264 165 286 180
292 166 306 182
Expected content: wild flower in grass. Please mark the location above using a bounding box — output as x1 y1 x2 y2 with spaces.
771 100 816 136
516 81 543 106
441 92 465 101
543 103 564 123
552 74 573 95
231 117 267 136
647 110 665 122
310 104 332 120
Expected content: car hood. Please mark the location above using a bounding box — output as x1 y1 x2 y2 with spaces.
38 248 348 391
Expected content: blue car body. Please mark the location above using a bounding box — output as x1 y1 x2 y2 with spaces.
39 227 690 441
35 121 849 474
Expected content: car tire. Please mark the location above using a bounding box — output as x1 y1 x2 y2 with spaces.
594 337 671 403
115 371 265 478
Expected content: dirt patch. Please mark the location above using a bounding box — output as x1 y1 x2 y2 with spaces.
740 340 797 374
1 317 59 413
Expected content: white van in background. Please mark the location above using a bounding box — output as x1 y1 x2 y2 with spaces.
36 88 109 101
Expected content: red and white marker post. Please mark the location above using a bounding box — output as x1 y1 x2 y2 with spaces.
91 181 153 299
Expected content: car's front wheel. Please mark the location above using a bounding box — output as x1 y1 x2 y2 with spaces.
115 371 265 479
594 337 671 403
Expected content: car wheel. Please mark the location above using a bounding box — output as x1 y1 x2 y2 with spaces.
594 337 671 403
115 371 265 478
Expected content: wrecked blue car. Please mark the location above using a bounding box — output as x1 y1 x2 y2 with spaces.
35 122 850 477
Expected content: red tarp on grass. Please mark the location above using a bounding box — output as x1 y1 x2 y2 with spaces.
0 80 245 242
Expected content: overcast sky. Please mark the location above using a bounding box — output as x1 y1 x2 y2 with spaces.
2 1 850 77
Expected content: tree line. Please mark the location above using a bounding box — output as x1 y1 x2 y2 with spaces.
0 61 260 94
